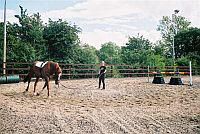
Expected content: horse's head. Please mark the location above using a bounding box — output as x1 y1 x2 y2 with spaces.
55 63 62 85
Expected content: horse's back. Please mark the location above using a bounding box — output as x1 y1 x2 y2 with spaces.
32 61 60 75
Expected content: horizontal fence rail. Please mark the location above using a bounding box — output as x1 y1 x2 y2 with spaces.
0 62 200 80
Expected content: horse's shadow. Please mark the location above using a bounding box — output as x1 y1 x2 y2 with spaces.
2 91 50 100
3 91 24 98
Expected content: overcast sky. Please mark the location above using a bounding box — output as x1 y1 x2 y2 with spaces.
0 0 199 49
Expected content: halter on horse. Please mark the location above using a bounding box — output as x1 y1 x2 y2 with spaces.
24 61 62 96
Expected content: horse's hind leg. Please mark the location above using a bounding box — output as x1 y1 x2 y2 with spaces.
37 81 47 95
42 82 47 89
33 77 39 95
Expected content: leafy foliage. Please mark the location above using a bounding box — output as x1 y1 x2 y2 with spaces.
15 6 46 60
157 15 191 57
0 6 199 69
175 28 200 57
98 42 122 64
43 19 81 62
174 28 200 66
122 35 154 66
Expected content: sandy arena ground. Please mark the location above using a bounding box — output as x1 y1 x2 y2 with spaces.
0 76 200 134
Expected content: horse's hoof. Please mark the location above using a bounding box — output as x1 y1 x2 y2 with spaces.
36 93 40 96
34 92 37 96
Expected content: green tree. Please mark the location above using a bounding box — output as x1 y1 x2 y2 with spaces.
121 35 155 66
7 40 35 62
69 44 99 64
0 22 36 62
175 27 200 65
80 44 99 64
157 15 191 57
98 42 122 64
14 6 46 60
176 56 190 66
146 53 166 67
43 19 81 62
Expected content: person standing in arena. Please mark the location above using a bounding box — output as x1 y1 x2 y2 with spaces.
98 61 107 90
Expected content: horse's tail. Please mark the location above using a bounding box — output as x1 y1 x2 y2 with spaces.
24 68 33 83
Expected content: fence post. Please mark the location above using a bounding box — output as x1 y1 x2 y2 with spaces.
69 65 71 79
111 65 113 77
12 63 14 75
91 65 93 78
189 61 192 86
148 65 150 83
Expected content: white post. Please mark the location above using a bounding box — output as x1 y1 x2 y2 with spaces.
148 65 150 83
189 61 192 86
172 10 179 73
3 0 7 75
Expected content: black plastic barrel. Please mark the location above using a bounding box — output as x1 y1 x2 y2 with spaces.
0 76 7 84
169 77 183 85
152 76 165 84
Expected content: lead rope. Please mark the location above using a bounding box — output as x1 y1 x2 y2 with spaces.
59 82 68 88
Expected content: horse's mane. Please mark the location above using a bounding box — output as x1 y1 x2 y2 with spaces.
48 61 62 74
56 63 62 74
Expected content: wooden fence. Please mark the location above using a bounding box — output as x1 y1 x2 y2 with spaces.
0 62 200 80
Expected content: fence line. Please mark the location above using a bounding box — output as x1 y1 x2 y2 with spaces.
0 62 200 79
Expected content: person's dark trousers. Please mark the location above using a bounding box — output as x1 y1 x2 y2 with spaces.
99 77 105 89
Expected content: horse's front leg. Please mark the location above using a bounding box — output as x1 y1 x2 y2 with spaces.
33 77 39 96
25 78 31 92
45 77 50 97
42 82 47 89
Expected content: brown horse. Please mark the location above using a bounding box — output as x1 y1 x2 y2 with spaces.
24 61 62 96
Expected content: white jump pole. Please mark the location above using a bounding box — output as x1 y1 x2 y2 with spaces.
3 0 7 75
189 61 192 86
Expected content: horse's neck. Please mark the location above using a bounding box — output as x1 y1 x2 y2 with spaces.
49 62 56 74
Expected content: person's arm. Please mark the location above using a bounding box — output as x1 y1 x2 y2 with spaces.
104 66 107 73
104 69 107 73
98 67 101 74
98 67 101 76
